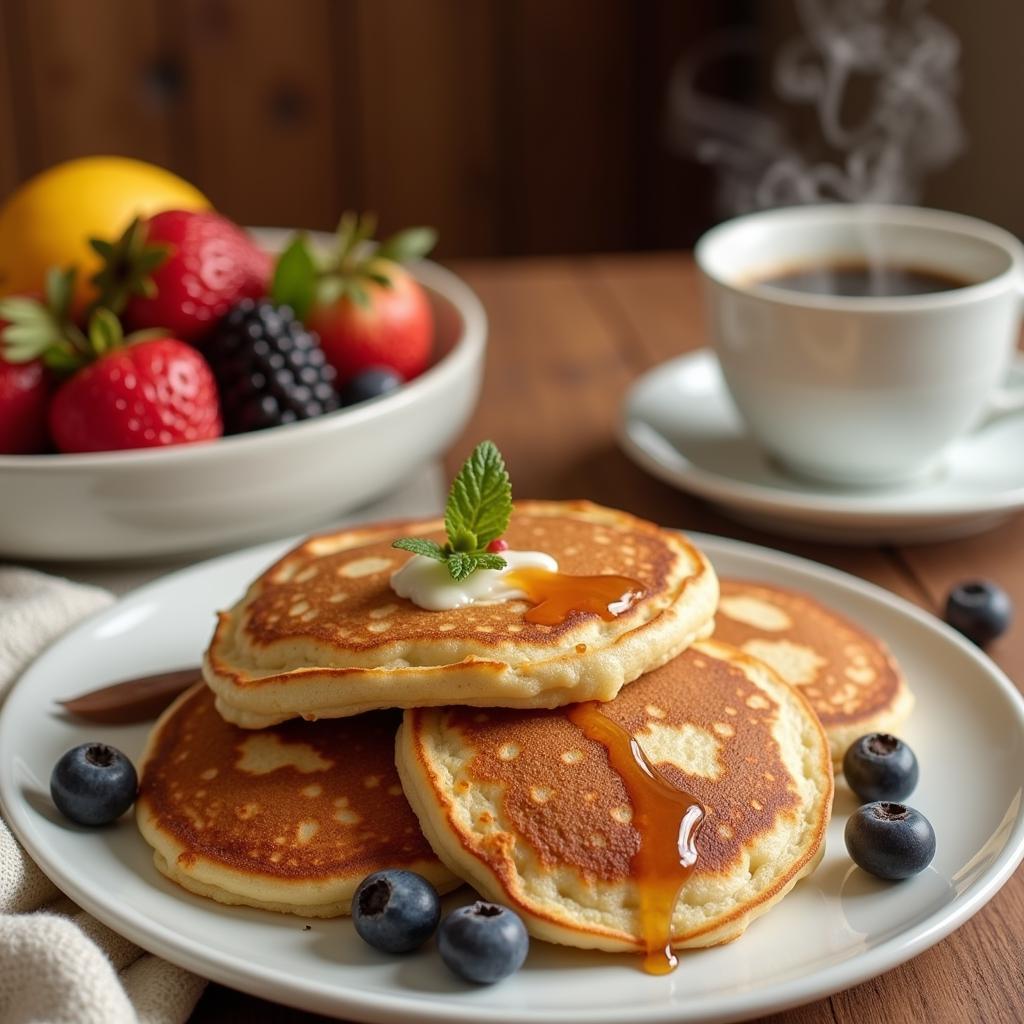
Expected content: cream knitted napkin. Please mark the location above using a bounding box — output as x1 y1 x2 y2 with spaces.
0 567 206 1024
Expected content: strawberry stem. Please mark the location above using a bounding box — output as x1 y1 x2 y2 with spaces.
269 212 438 319
0 270 137 374
88 217 170 320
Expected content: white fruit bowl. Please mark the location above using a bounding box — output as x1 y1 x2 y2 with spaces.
0 230 486 561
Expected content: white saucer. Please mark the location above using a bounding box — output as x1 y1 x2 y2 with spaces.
620 349 1024 544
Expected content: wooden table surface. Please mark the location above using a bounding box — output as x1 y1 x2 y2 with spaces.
192 253 1024 1024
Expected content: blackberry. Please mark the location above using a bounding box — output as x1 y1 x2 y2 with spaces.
204 300 339 433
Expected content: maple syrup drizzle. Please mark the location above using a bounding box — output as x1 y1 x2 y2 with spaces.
503 568 645 626
567 701 705 975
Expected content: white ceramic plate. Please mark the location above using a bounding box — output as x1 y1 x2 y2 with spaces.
620 349 1024 544
2 534 1023 1024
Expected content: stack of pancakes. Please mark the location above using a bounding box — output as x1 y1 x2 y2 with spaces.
138 500 911 954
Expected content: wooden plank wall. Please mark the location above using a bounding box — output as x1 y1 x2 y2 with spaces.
0 0 725 257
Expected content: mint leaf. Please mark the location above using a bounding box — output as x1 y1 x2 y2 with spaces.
445 441 512 550
271 236 317 319
446 552 478 581
449 527 477 553
392 440 514 585
393 537 447 561
473 553 508 571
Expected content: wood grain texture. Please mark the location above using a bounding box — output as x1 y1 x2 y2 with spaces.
350 0 501 257
171 0 345 229
895 516 1024 686
0 0 24 193
6 0 173 172
0 0 743 255
188 255 1022 1024
497 0 638 255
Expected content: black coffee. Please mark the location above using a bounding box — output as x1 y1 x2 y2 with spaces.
756 262 973 297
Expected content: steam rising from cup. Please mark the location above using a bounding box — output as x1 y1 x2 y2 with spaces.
667 0 965 216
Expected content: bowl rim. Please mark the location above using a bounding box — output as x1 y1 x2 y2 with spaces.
0 245 486 473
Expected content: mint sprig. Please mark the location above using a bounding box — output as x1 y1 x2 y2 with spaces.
393 440 513 581
393 537 447 561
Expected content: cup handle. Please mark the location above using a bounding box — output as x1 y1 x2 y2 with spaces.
977 273 1024 428
976 278 1024 428
978 375 1024 428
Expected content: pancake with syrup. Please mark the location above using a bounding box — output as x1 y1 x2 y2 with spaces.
136 684 459 917
204 500 718 728
396 640 832 955
712 579 913 761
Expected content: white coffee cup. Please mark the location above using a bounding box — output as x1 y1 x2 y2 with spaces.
695 204 1024 487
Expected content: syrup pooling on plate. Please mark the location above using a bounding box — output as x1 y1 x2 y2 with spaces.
503 568 645 626
566 701 705 974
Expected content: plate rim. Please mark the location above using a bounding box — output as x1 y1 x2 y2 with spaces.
2 532 1023 1024
620 349 1024 522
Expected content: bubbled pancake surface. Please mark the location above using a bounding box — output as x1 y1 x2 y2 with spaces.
712 579 914 760
397 640 833 952
205 501 718 727
136 684 458 917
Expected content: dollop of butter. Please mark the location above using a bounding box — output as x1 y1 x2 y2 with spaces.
390 550 558 611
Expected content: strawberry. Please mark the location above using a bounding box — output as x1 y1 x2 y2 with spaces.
0 268 222 453
49 336 221 453
91 211 271 342
0 357 50 454
270 213 436 384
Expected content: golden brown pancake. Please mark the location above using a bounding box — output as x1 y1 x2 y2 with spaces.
136 684 459 917
204 500 718 728
397 640 833 952
712 579 913 760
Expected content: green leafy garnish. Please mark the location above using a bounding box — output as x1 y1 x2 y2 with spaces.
392 537 447 562
393 440 513 581
444 441 512 550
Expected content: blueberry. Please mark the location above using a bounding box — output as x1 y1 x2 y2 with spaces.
339 368 402 406
50 743 137 826
944 580 1012 647
438 901 529 984
352 870 440 954
843 733 918 803
845 802 936 880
